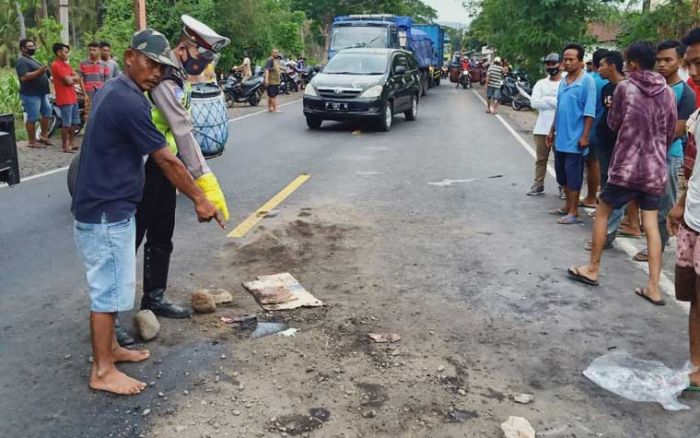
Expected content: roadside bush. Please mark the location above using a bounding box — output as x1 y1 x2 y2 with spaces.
0 70 22 116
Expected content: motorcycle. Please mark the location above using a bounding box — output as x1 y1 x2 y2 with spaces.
36 92 87 140
512 79 532 111
441 65 448 79
222 68 265 107
499 71 530 106
284 61 301 93
457 68 472 89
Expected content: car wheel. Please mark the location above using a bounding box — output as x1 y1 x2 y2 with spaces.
67 151 81 197
306 116 322 130
404 95 418 121
377 101 393 131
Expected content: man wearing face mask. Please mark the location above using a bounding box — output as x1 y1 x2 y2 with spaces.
527 53 563 196
114 15 231 346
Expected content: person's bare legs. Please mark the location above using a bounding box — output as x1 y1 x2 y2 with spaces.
573 200 613 281
491 99 499 114
89 312 147 395
583 159 600 205
623 200 642 234
640 209 662 301
38 117 52 144
61 127 72 152
690 301 700 386
267 93 273 112
25 120 39 147
486 98 492 113
566 189 580 217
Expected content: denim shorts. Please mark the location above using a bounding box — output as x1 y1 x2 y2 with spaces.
486 86 501 100
554 150 585 191
59 103 80 127
74 214 136 313
20 93 51 122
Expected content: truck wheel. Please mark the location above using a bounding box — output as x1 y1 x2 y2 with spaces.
435 77 441 86
404 95 418 121
377 101 393 131
306 116 322 129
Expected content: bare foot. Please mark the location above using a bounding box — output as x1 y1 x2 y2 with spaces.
690 370 700 387
89 364 147 395
112 346 150 363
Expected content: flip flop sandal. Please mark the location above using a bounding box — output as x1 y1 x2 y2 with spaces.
38 138 53 146
579 201 597 208
588 210 597 218
684 384 700 392
558 215 583 225
568 267 599 286
584 240 613 251
547 208 567 215
27 143 46 149
618 229 641 238
634 288 665 306
632 250 648 262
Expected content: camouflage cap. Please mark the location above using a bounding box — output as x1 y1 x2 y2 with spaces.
129 28 178 68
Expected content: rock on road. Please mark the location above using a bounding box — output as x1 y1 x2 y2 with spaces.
0 85 698 437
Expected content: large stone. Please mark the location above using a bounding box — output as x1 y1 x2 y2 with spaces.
134 310 160 341
192 290 217 313
200 288 234 305
501 416 535 438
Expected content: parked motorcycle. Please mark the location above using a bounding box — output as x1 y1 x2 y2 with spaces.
512 80 532 111
36 93 87 140
441 65 448 79
222 69 265 107
283 61 301 93
499 71 530 106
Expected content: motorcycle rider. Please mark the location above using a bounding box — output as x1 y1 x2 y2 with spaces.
115 15 231 346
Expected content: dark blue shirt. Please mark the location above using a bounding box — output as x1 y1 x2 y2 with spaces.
71 74 166 223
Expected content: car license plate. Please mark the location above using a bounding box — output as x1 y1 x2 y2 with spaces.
325 102 348 111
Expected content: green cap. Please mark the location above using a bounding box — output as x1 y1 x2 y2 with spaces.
129 28 178 68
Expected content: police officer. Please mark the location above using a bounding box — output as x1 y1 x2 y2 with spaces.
116 15 231 345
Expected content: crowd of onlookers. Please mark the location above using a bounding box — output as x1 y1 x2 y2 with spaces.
514 28 700 391
14 38 119 152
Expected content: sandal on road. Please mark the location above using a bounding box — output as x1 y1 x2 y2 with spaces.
685 384 700 392
38 138 53 146
558 215 583 225
584 240 613 251
567 266 599 286
633 249 648 262
579 201 597 208
634 287 665 306
547 208 567 215
27 142 46 149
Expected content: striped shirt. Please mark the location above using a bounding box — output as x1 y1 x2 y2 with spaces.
486 64 504 88
79 59 109 93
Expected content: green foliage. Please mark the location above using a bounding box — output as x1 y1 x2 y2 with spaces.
27 17 62 64
468 0 614 77
0 69 22 116
616 0 697 48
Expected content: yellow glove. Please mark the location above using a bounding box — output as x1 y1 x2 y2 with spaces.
195 173 229 221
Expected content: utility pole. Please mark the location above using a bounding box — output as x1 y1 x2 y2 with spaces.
59 0 69 43
134 0 146 30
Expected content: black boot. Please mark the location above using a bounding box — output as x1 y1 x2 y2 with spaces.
141 246 192 318
115 317 135 346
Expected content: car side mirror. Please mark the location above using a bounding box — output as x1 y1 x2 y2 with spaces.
313 65 322 72
394 65 407 75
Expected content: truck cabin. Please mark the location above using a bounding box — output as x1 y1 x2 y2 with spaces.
329 15 404 59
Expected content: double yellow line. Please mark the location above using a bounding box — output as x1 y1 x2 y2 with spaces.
227 174 311 238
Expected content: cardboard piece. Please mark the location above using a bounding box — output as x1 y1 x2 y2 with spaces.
243 273 323 311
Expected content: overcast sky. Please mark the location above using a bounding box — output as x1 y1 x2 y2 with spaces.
424 0 470 24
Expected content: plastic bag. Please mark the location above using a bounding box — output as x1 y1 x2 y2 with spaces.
583 350 691 411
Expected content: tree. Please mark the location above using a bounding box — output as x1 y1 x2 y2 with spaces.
616 0 698 48
467 0 613 76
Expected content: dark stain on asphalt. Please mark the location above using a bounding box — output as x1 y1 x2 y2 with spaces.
480 387 506 402
446 409 479 423
273 407 330 435
356 382 389 407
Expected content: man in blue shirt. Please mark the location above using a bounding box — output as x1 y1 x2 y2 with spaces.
547 43 596 224
581 49 610 208
72 29 222 396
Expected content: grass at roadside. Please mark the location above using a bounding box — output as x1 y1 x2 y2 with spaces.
0 69 28 141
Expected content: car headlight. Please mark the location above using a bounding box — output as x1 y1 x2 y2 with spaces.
304 84 318 96
360 85 383 98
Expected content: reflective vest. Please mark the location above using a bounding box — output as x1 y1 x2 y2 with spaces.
148 76 192 154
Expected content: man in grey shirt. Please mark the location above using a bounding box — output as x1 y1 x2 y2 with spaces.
100 41 121 80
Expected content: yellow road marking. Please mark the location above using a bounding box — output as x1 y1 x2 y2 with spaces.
227 174 311 238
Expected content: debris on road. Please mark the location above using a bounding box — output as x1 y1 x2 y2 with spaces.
243 273 323 311
276 328 299 337
264 209 281 218
367 333 401 343
512 393 534 404
133 310 160 341
197 288 233 305
583 349 691 411
192 289 217 313
251 322 288 338
428 174 504 187
501 416 535 438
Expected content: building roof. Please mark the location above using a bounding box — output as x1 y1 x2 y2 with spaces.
587 22 620 43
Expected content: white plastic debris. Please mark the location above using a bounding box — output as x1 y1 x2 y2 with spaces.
583 350 692 411
501 416 535 438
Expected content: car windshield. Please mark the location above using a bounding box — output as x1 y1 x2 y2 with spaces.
323 53 388 75
330 26 388 50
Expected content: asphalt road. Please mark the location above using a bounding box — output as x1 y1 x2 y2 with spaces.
1 85 698 438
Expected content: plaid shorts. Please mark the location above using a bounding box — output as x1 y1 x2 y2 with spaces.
675 223 700 303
